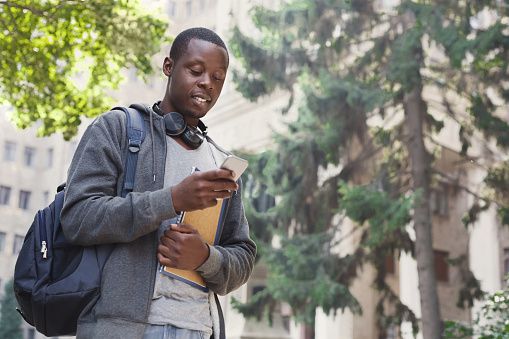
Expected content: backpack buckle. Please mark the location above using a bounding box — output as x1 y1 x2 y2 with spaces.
128 139 141 153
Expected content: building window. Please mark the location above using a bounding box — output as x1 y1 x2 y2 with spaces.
186 0 192 16
3 141 16 161
13 234 24 254
0 231 5 252
430 185 448 216
434 250 449 282
385 254 395 274
19 190 31 210
24 146 36 167
0 186 11 205
47 147 54 168
168 1 176 16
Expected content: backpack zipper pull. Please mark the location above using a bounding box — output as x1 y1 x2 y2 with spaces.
41 241 47 259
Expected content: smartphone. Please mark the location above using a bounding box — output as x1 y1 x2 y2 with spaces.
220 155 248 181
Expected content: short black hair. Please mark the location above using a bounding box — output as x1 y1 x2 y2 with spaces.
169 27 228 63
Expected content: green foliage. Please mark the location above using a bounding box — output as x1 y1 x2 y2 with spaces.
470 95 509 149
462 200 490 228
264 233 362 324
448 255 485 309
0 0 168 139
387 26 424 90
485 162 509 194
0 279 22 339
232 0 509 335
444 278 509 339
339 184 413 248
484 161 509 226
232 288 277 324
373 262 419 336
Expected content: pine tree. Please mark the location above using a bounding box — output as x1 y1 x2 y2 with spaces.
231 1 509 338
0 279 22 339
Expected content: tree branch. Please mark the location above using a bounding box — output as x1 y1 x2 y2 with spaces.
0 0 86 18
0 1 45 15
433 169 501 207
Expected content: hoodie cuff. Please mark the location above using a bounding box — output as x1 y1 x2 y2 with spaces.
149 188 177 221
196 245 223 278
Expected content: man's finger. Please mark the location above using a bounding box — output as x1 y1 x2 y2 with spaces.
198 168 235 181
170 223 197 233
210 190 234 200
157 244 171 258
160 235 178 248
157 253 173 267
209 180 238 192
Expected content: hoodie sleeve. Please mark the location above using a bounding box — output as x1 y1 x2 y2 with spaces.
196 179 257 295
60 110 177 246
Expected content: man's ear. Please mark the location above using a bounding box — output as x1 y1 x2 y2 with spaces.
163 57 173 77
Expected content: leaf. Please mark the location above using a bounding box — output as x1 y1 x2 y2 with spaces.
0 0 168 139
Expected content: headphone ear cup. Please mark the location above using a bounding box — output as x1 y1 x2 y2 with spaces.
164 112 187 136
181 126 204 149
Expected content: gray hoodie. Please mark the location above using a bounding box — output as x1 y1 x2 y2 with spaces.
61 106 256 339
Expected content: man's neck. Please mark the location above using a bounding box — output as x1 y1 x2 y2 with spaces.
158 100 172 115
157 100 199 127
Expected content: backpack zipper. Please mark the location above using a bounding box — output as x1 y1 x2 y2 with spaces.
38 211 48 259
41 241 47 259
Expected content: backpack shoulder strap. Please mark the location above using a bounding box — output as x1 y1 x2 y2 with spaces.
112 106 146 198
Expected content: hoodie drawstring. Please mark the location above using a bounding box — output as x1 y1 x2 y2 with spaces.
149 106 156 182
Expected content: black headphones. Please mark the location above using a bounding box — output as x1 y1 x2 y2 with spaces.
152 101 208 150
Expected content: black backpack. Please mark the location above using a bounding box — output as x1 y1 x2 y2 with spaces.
13 106 146 337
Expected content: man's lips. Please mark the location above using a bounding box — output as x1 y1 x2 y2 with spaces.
191 92 212 103
192 96 209 103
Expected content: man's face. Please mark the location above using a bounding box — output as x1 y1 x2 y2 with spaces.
163 39 228 124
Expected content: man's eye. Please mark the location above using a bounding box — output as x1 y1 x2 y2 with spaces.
213 74 225 81
190 68 202 75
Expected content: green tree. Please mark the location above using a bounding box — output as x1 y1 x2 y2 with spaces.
0 0 168 139
0 279 22 339
231 1 509 338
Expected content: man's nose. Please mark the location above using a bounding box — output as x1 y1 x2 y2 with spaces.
198 74 213 90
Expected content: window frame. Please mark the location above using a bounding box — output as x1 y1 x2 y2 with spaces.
0 185 12 205
19 190 31 210
434 250 449 283
47 147 54 168
3 140 16 161
23 146 36 167
0 231 6 252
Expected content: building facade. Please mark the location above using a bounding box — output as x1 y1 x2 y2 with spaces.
1 1 508 339
0 107 77 339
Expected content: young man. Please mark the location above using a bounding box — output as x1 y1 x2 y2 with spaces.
61 27 256 339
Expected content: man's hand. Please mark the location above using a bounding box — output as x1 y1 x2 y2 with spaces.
157 224 210 270
171 168 238 212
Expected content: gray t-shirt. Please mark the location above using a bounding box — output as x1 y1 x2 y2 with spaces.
147 136 226 334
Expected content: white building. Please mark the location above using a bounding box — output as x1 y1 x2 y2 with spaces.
0 107 77 339
1 1 508 339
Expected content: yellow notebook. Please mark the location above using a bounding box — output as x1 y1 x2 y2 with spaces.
161 198 229 291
